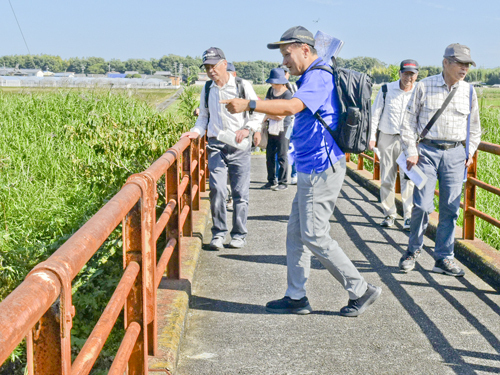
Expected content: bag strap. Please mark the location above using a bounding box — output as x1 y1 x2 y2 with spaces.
418 85 458 142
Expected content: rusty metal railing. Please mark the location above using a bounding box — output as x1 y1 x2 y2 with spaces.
0 135 208 375
349 140 500 241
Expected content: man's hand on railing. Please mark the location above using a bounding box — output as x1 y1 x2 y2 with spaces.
181 131 200 140
235 129 250 144
406 155 419 171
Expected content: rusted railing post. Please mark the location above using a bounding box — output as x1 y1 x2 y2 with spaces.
373 154 380 180
357 155 364 170
166 158 181 279
200 136 207 193
182 144 193 237
123 187 146 374
32 306 61 375
463 151 478 240
192 137 201 211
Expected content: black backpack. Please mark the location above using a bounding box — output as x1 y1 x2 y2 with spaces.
310 61 373 154
204 77 247 118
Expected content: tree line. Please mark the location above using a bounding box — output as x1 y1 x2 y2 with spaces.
1 54 499 85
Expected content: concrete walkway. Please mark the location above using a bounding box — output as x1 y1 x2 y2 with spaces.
176 155 500 375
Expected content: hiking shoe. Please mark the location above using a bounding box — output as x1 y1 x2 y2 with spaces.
208 236 224 250
432 258 465 277
228 237 246 248
265 296 312 315
340 284 382 317
272 184 288 191
262 181 278 189
399 249 421 272
403 218 411 231
290 176 297 185
380 216 395 227
226 198 233 211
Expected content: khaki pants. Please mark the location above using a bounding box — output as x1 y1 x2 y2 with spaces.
378 132 414 220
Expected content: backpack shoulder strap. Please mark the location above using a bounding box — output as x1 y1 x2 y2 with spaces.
382 84 388 102
235 77 245 99
309 64 334 75
204 80 212 108
234 76 248 119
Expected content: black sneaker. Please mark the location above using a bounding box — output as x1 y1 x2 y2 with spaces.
399 249 421 272
262 181 278 189
340 284 382 317
265 296 312 315
432 258 465 277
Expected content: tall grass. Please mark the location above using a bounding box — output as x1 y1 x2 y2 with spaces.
0 88 197 374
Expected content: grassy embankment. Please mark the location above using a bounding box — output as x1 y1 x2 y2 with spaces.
0 86 198 374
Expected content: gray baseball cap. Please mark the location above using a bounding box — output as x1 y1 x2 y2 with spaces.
267 26 315 50
400 59 419 73
444 43 476 67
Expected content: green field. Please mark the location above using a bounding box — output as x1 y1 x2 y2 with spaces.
0 87 198 374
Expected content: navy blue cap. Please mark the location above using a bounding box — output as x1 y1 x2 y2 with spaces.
227 62 235 72
200 47 225 67
266 68 288 84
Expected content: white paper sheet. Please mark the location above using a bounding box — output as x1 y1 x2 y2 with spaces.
314 30 344 64
217 129 250 150
396 152 428 190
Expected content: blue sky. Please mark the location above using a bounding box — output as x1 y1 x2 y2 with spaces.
1 0 499 68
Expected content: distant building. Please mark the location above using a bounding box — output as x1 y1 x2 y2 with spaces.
107 73 126 78
16 69 44 77
54 72 74 78
153 71 172 77
194 72 210 86
124 71 140 75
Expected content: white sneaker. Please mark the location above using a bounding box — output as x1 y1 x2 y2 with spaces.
228 237 246 248
403 218 411 231
208 236 224 250
380 216 395 227
290 176 297 185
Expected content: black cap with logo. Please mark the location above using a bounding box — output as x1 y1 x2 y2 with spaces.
267 26 315 50
400 59 419 73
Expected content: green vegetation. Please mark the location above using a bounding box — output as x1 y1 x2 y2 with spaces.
0 87 198 374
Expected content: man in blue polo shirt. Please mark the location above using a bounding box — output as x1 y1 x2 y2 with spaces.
223 26 381 317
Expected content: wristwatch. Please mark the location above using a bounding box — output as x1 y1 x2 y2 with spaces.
248 100 257 115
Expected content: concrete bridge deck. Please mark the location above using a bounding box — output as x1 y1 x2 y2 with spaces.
175 154 500 375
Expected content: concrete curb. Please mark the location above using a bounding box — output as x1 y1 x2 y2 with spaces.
346 161 500 291
148 193 211 374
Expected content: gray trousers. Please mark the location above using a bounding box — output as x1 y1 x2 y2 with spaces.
378 132 414 220
285 157 368 300
207 138 250 240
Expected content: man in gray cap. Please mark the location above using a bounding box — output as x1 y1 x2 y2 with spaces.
369 59 419 230
181 47 263 250
223 26 381 317
399 44 481 276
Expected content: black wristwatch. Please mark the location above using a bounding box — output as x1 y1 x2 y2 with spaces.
248 100 257 115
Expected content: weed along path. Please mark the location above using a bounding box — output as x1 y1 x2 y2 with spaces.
156 86 184 112
176 154 500 375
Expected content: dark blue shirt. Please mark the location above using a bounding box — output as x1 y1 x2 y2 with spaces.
293 58 343 174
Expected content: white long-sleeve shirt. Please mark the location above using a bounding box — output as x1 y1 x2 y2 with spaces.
370 80 416 142
191 74 264 137
400 74 481 158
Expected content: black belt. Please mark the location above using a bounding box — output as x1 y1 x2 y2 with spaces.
420 139 464 150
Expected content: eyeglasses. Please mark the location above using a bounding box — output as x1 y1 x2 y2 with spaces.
203 60 224 72
447 58 471 68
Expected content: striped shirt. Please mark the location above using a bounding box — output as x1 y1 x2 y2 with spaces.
400 73 481 158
